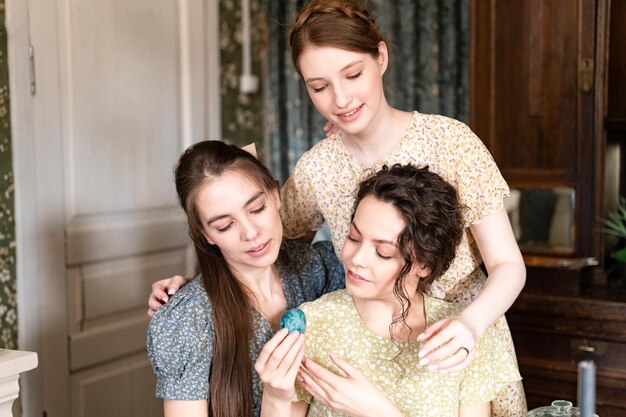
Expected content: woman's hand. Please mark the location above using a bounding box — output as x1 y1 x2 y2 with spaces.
323 121 339 137
299 353 404 417
147 275 190 317
417 315 478 373
255 328 305 402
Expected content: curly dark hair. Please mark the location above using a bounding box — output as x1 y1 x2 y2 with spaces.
353 164 465 343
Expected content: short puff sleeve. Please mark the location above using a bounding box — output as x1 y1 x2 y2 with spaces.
280 152 326 239
459 324 522 406
146 277 213 400
445 121 509 225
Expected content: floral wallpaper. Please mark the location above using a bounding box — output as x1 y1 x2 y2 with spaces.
220 0 266 157
0 0 17 350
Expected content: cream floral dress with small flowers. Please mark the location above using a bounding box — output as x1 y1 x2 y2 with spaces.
295 290 521 417
280 112 527 415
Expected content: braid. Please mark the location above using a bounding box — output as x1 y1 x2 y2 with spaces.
288 0 387 75
291 0 378 30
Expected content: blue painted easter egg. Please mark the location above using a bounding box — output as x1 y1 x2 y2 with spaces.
278 308 306 334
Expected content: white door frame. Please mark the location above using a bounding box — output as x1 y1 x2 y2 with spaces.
7 0 221 415
6 0 44 414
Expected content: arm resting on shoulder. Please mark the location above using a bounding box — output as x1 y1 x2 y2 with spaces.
416 208 525 371
461 207 526 335
147 275 192 316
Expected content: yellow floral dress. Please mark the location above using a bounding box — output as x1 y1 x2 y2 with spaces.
280 111 527 415
295 290 522 417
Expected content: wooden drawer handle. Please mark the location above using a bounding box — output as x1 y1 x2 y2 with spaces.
570 338 606 357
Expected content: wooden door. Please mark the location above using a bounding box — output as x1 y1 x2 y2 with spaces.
469 0 619 412
8 0 221 415
470 0 602 259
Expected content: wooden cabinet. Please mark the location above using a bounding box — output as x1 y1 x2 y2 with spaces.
470 0 626 415
471 0 603 260
508 284 626 415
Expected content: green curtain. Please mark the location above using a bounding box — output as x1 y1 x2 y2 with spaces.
0 0 17 349
262 0 469 183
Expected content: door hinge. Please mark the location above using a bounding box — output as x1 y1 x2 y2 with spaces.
29 44 36 96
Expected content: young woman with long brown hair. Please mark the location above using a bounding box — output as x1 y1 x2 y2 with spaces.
146 140 343 417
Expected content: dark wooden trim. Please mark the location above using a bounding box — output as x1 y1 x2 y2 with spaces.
605 118 626 132
594 0 610 272
469 0 495 148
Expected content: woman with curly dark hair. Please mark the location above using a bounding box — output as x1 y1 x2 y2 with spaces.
256 164 521 417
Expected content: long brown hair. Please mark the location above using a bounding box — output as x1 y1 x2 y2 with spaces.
288 0 386 76
174 140 279 417
354 164 464 343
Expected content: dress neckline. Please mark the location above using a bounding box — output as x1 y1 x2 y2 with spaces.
346 290 429 347
336 111 419 171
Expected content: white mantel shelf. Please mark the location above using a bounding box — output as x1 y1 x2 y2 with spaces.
0 350 38 417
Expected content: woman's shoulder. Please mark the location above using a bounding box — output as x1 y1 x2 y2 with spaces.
413 111 472 133
423 294 464 323
147 276 214 400
299 289 350 317
405 112 478 148
280 239 337 266
280 240 345 302
292 133 343 168
146 277 214 400
147 276 214 350
280 239 319 271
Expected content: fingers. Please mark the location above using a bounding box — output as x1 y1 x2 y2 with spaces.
417 319 446 343
328 352 360 379
286 342 306 381
418 318 461 359
255 330 305 402
150 286 170 305
442 349 476 373
147 294 166 317
417 317 477 372
280 333 305 375
256 328 290 369
427 346 474 373
147 275 190 316
301 356 342 389
299 367 329 407
299 358 335 407
256 329 304 377
322 121 339 137
163 275 189 295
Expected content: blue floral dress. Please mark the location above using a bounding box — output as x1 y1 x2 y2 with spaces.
146 240 344 417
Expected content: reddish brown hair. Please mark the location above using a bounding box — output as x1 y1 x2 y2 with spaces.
288 0 386 75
